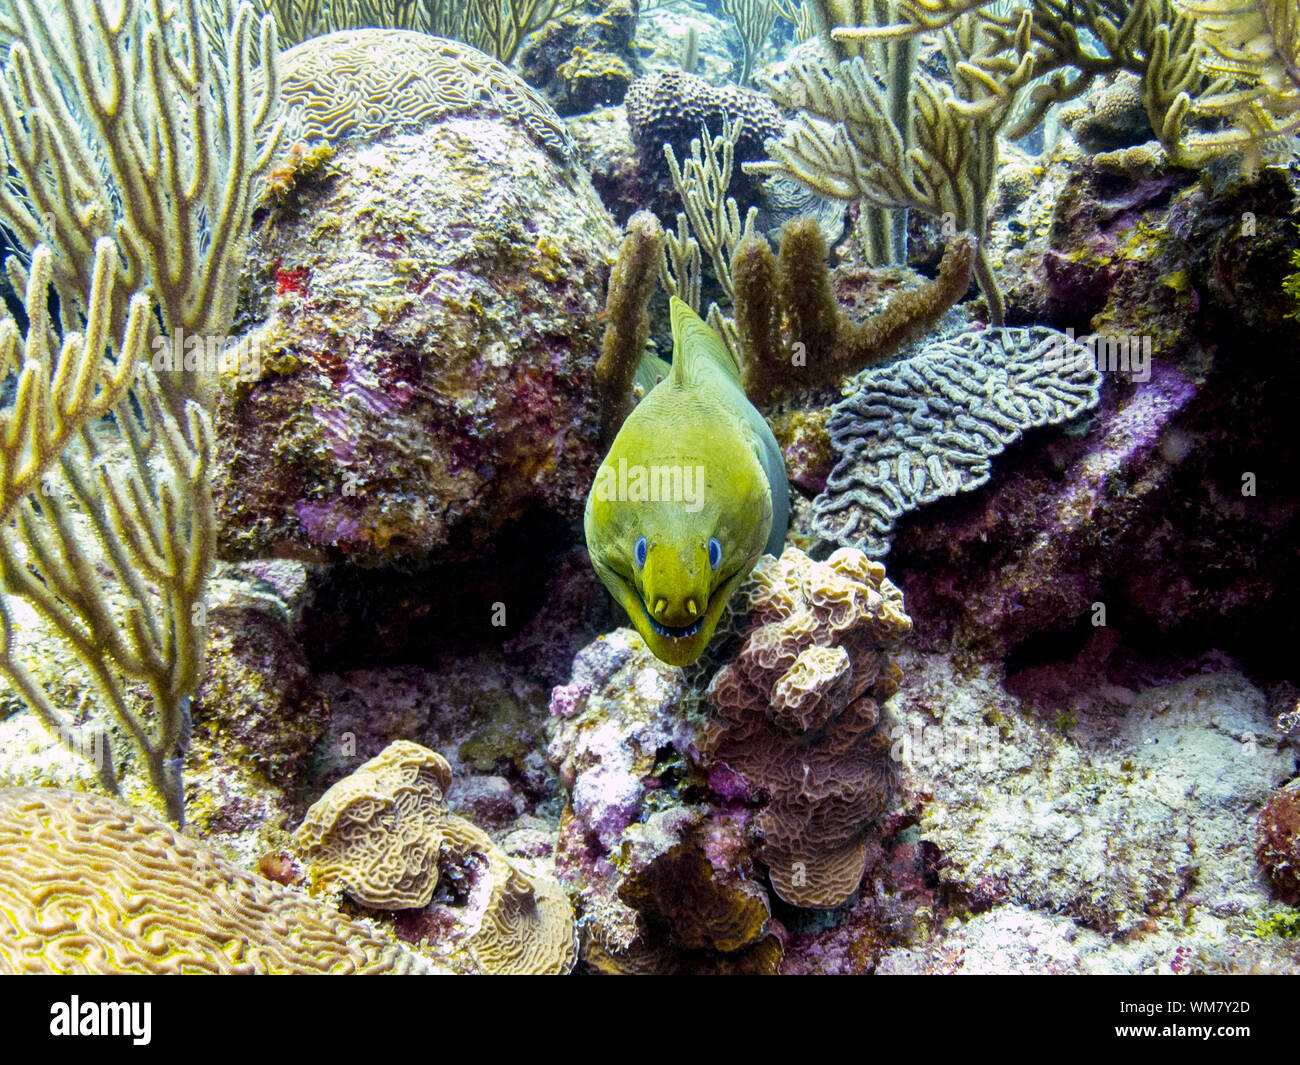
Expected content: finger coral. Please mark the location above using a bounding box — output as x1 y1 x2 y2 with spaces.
703 546 912 908
0 788 437 974
296 741 577 975
810 326 1103 558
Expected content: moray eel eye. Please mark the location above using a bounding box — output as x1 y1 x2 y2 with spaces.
708 537 722 570
634 536 648 568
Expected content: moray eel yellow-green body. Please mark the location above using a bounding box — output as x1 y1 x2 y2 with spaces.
585 298 789 666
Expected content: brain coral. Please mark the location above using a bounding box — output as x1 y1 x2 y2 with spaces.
703 547 912 908
296 741 576 975
0 788 436 974
811 327 1103 558
295 741 453 909
279 29 574 160
624 68 783 162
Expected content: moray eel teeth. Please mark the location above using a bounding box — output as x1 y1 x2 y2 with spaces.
585 298 790 666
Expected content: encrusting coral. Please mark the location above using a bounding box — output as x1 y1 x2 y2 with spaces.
277 28 575 162
810 326 1103 558
0 241 215 825
703 546 912 908
0 788 438 973
296 741 577 975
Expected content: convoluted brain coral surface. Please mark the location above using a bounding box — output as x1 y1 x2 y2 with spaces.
811 327 1104 557
280 28 575 160
704 547 912 908
295 740 453 910
0 789 436 974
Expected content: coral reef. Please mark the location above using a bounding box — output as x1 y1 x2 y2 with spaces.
278 29 575 161
213 94 617 565
754 7 1035 321
0 788 439 973
625 67 784 215
1257 782 1300 904
810 326 1103 557
519 0 641 115
704 547 912 907
547 628 781 972
733 218 976 405
296 741 577 974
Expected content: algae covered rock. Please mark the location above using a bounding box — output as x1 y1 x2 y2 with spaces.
215 44 619 566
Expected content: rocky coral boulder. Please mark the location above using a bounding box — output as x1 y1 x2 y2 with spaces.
215 112 619 566
888 149 1300 670
519 0 641 116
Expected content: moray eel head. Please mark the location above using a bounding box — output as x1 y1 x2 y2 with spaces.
587 480 765 666
585 298 786 667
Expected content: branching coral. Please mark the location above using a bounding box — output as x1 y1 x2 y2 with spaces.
733 218 975 405
1176 0 1300 162
0 0 286 408
277 28 575 160
843 1 1222 162
752 6 1035 323
703 545 912 908
661 116 762 357
721 0 781 85
260 0 580 63
0 241 215 825
810 326 1103 556
0 788 435 973
296 741 577 974
596 210 666 445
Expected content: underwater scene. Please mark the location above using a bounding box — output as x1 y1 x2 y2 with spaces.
0 0 1298 981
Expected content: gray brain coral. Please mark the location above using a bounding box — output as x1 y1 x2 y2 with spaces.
811 327 1104 557
280 29 575 161
0 788 436 974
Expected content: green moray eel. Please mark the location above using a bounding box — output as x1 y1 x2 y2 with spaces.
585 297 789 666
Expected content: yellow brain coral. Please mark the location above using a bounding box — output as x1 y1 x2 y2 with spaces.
296 741 576 975
704 547 912 909
295 740 453 909
0 788 435 974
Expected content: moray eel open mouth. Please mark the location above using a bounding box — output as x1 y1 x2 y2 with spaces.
639 597 705 640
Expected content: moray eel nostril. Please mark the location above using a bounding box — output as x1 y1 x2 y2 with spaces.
585 298 789 666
